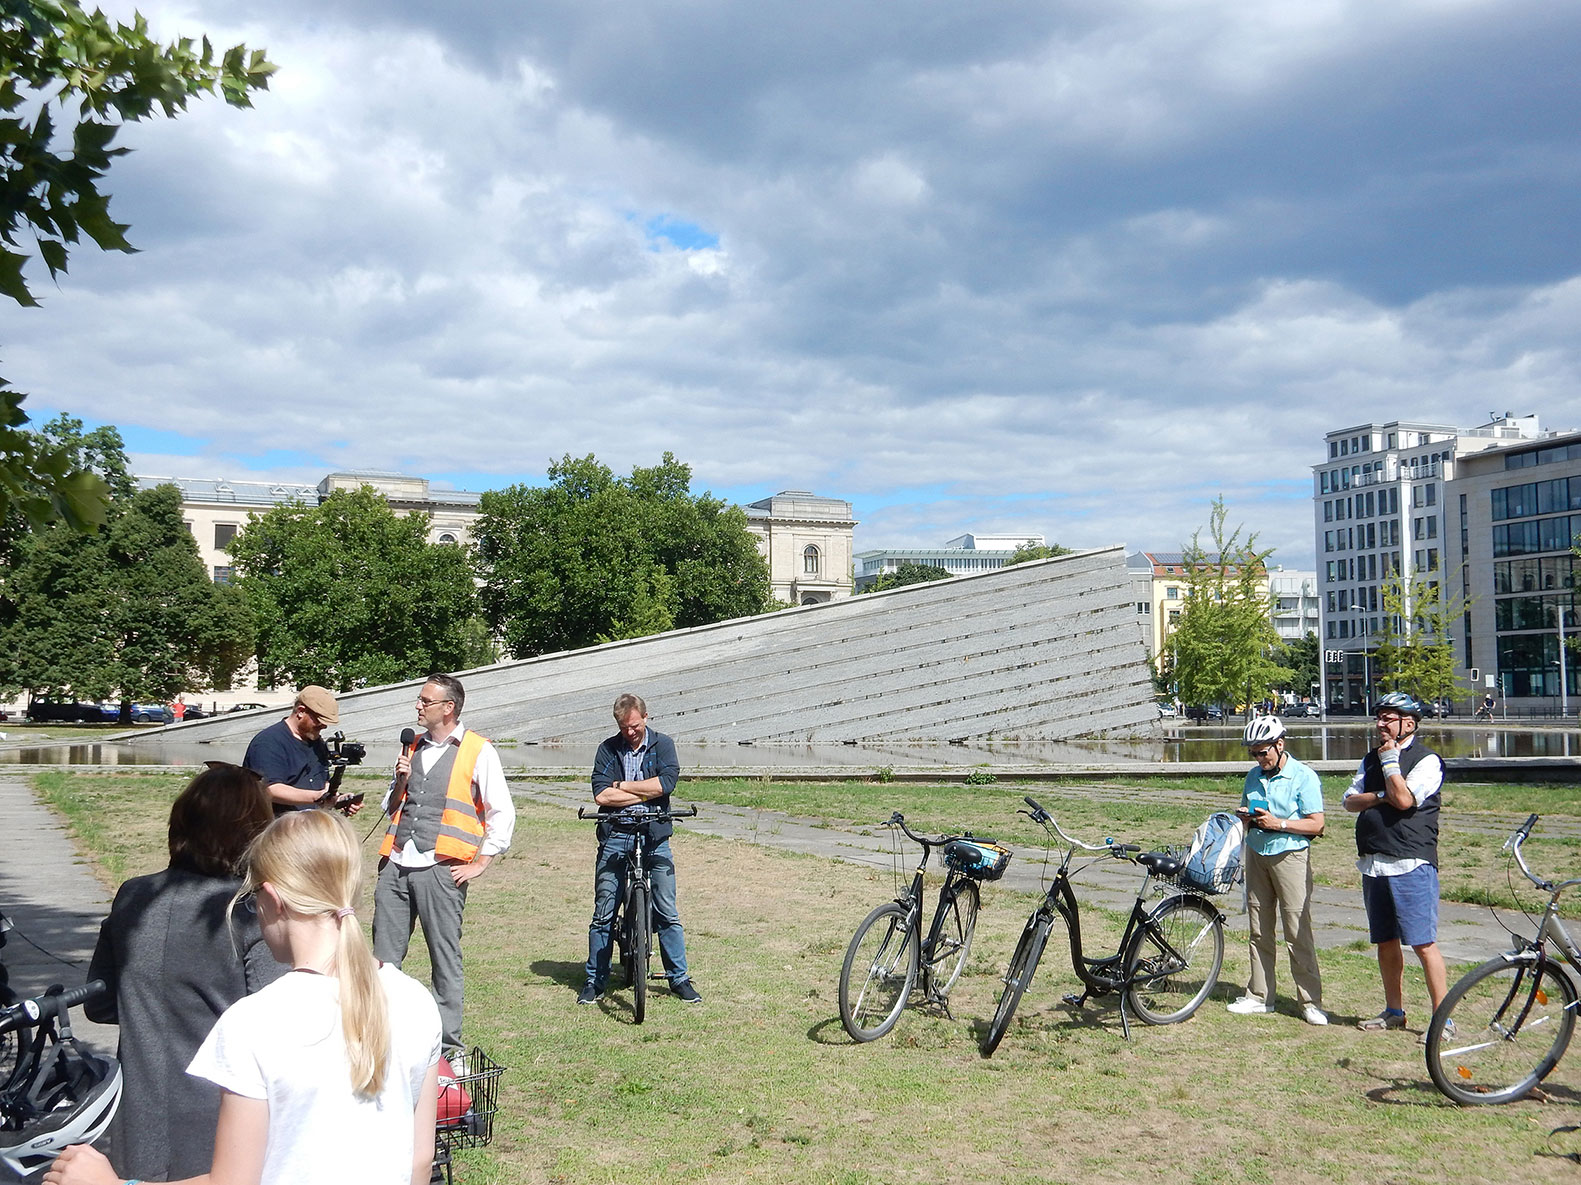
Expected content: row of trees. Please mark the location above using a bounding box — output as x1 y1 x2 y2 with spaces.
1163 498 1469 712
0 437 780 703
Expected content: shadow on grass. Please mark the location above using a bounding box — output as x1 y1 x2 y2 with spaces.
528 958 588 990
806 1016 852 1045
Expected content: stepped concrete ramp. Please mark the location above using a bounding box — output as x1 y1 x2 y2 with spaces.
150 546 1159 749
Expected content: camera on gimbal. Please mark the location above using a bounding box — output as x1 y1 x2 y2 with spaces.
318 730 367 809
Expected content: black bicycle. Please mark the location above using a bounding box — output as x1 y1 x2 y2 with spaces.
982 796 1225 1053
579 804 697 1024
1 980 118 1179
838 812 1010 1042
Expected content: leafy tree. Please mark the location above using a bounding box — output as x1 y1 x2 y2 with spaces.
229 486 488 691
1272 631 1320 699
859 561 953 594
472 453 774 658
1373 563 1469 706
0 424 255 706
1165 498 1290 711
1007 541 1074 564
1 0 276 304
0 3 275 536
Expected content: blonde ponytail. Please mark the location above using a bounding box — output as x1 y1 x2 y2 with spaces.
237 810 391 1096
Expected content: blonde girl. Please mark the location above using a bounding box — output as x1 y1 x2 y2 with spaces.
47 810 442 1185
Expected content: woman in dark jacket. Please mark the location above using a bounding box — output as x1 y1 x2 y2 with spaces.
85 763 285 1180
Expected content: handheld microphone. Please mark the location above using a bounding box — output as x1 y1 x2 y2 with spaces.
387 727 417 816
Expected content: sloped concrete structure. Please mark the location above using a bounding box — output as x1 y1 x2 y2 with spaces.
158 546 1159 749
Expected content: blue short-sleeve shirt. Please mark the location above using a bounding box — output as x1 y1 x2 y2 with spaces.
1241 754 1324 857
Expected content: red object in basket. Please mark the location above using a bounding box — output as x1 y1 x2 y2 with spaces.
436 1054 473 1127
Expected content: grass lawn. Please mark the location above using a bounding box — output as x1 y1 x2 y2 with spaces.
33 770 1581 1184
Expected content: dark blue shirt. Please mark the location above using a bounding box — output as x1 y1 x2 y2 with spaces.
242 719 330 813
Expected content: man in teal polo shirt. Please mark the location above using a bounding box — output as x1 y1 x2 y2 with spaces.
1226 715 1328 1025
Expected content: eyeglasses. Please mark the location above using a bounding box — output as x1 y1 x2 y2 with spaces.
416 696 453 708
1249 746 1278 758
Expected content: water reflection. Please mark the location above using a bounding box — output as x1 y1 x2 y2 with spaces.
4 725 1577 770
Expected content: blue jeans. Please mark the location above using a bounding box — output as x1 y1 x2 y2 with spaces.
584 833 689 989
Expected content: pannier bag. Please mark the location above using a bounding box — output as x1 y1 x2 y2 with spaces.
942 838 1012 881
1181 812 1245 894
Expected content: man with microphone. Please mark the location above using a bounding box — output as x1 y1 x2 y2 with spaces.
372 673 515 1058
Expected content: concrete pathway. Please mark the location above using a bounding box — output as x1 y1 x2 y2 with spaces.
0 778 117 1051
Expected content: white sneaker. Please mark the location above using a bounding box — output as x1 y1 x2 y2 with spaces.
1302 1004 1329 1026
1226 995 1275 1015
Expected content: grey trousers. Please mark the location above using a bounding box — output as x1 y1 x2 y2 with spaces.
372 860 468 1051
1244 845 1324 1008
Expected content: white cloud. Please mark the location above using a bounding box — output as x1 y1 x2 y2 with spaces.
2 0 1577 576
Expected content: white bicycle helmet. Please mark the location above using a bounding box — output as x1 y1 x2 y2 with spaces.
0 1002 122 1179
1243 716 1287 747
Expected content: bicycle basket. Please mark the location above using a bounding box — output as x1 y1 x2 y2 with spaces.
436 1046 504 1153
942 839 1012 881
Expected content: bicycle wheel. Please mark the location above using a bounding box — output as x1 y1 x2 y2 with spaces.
838 902 919 1042
1124 896 1224 1025
929 881 980 997
982 912 1052 1056
628 881 651 1025
1427 955 1578 1105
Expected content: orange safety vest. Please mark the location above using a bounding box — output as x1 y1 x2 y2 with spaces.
380 730 489 862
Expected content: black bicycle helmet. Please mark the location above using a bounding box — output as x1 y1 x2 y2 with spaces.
1372 691 1424 719
0 1030 121 1178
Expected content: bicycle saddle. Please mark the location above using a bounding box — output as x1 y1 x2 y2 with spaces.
1136 851 1182 878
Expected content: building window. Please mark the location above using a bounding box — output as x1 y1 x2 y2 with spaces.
212 565 233 584
803 545 820 576
1137 602 1151 615
437 532 457 545
214 523 238 550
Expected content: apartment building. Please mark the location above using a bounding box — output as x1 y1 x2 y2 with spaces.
1312 413 1554 711
1450 429 1581 709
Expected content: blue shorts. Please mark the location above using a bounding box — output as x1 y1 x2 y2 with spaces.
1362 865 1439 947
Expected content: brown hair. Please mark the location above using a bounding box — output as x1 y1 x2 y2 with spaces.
168 765 274 877
425 672 465 716
612 692 647 720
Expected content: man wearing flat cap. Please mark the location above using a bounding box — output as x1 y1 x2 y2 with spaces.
242 686 356 816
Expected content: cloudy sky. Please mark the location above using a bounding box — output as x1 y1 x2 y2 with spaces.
4 0 1578 567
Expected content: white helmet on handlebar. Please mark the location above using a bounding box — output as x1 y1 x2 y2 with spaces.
1242 716 1286 748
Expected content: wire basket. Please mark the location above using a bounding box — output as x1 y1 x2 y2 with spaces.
437 1046 505 1154
1157 843 1241 895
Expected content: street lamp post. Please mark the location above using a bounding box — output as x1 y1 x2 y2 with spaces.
1557 599 1571 719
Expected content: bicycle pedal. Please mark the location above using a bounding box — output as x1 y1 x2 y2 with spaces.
1061 992 1089 1008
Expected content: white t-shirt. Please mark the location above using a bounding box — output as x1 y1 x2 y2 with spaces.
188 964 442 1185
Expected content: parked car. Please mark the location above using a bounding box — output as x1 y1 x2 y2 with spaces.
131 703 173 724
179 704 210 721
1184 704 1224 722
1156 701 1179 718
228 702 269 713
1424 699 1452 718
1294 702 1323 718
26 700 110 723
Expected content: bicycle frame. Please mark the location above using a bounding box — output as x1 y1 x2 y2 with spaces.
888 816 980 1008
1018 800 1223 1039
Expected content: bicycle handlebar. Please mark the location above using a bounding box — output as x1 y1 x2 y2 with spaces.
1021 795 1133 855
1504 814 1581 897
577 805 700 823
879 812 993 851
0 980 108 1035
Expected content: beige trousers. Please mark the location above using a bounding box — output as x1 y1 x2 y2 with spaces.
1245 845 1323 1008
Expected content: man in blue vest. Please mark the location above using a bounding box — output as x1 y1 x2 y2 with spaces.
579 693 701 1006
374 673 515 1055
1342 691 1447 1038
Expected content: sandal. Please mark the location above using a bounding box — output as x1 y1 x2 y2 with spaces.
1358 1009 1406 1031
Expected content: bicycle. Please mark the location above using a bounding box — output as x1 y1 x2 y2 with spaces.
982 795 1225 1054
578 804 698 1024
1 980 119 1179
1425 813 1581 1105
838 812 1010 1042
